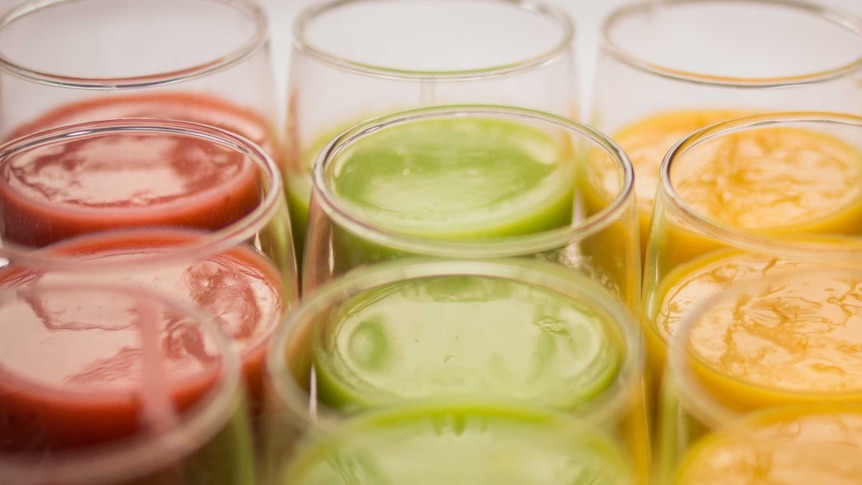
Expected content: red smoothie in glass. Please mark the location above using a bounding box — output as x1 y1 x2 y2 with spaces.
0 229 284 451
0 93 276 248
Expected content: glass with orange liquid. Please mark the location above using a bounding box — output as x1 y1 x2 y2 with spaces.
664 268 862 484
591 0 862 258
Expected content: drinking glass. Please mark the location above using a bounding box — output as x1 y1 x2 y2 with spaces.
285 0 578 256
663 268 862 484
265 258 648 483
591 0 862 256
0 0 279 160
0 119 298 414
303 105 640 309
0 282 253 485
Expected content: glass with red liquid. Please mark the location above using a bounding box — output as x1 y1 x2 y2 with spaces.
0 0 280 185
0 282 253 485
0 119 298 420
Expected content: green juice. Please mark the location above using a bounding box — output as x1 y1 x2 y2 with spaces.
312 273 623 411
287 116 577 262
279 400 634 484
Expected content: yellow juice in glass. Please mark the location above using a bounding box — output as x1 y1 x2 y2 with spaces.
659 268 862 482
683 269 862 411
629 110 862 390
613 109 747 259
615 110 862 267
674 405 862 485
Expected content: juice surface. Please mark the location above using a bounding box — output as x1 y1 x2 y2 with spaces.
281 400 634 485
325 117 576 240
652 250 809 343
1 93 273 248
675 406 862 484
613 110 862 261
684 268 862 410
0 229 284 450
0 278 216 450
8 92 275 153
612 110 746 251
313 274 622 411
671 125 862 234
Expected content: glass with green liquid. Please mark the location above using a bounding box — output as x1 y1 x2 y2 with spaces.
285 0 578 262
302 105 639 309
264 258 649 484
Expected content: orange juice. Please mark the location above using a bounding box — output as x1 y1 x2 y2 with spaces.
674 405 862 484
638 112 862 387
612 109 747 257
683 268 862 412
615 110 862 267
646 250 811 381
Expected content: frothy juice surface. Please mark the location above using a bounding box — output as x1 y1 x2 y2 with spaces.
281 401 633 485
325 117 576 240
0 93 273 248
681 267 862 410
614 110 862 259
0 229 284 443
313 274 622 410
675 406 862 485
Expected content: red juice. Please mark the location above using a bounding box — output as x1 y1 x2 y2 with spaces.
0 93 278 248
7 92 276 154
0 229 284 451
0 280 219 451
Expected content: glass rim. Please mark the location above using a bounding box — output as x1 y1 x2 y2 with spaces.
0 117 287 272
658 111 862 261
668 266 862 428
311 104 635 259
292 0 575 81
0 0 269 89
601 0 862 88
266 258 645 434
0 281 243 484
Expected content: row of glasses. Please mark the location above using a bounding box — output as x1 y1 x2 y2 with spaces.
0 0 622 482
273 0 652 483
0 120 297 483
285 0 862 482
0 1 299 480
3 0 862 483
589 0 862 470
647 113 862 483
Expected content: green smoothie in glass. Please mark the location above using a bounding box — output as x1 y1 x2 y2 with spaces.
310 271 624 412
290 113 578 263
279 400 634 485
